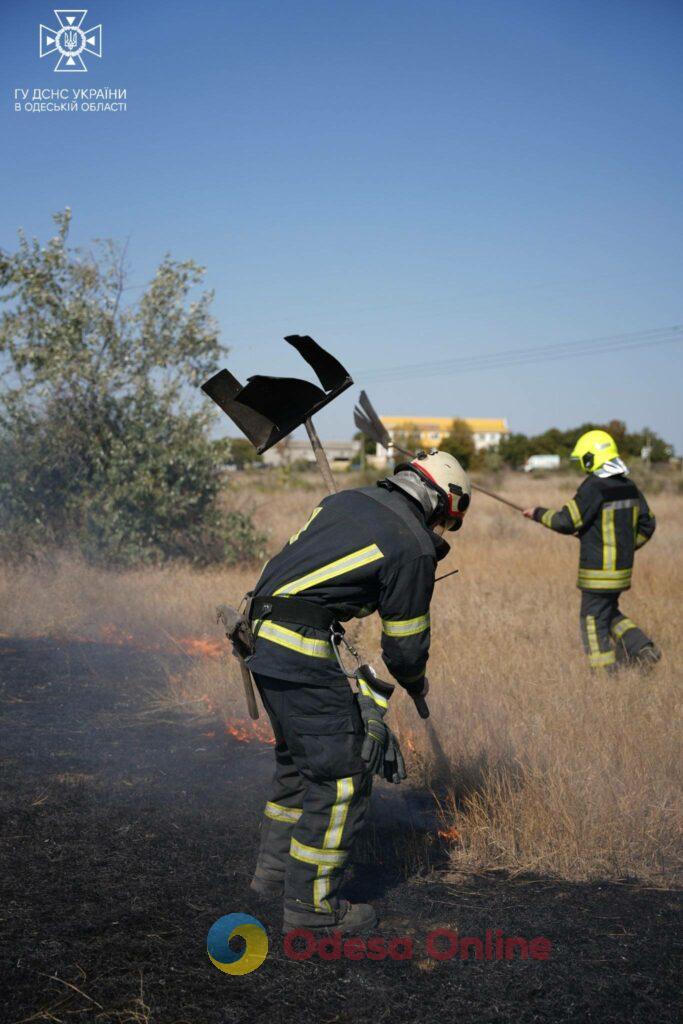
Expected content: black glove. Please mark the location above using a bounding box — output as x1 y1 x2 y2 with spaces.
382 726 407 785
403 676 430 720
356 671 395 778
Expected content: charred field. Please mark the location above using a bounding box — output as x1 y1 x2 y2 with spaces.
1 631 680 1024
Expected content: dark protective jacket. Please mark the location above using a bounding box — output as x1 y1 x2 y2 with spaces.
246 485 449 687
533 472 655 591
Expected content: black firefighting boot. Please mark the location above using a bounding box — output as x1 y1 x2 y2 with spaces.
282 899 378 935
633 642 662 672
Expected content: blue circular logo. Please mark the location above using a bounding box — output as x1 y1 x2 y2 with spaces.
207 913 268 975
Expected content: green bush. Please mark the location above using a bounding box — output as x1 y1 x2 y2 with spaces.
0 210 264 567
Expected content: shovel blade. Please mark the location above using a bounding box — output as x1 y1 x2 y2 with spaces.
284 334 351 392
201 369 275 451
353 390 393 449
201 336 353 453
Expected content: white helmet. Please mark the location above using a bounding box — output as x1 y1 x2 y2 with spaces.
395 449 471 531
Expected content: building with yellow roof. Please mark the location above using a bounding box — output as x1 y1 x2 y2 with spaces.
374 415 509 464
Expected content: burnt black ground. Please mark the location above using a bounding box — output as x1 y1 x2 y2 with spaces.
0 637 680 1024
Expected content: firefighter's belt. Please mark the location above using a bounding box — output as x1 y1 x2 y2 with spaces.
250 595 340 633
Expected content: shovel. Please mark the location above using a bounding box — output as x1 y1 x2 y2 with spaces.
202 334 353 492
202 335 352 718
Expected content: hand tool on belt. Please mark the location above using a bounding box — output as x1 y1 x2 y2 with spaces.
216 601 259 720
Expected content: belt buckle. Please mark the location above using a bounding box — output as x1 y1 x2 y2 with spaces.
330 621 343 645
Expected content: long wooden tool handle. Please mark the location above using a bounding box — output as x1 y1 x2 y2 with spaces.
472 482 524 513
239 660 260 721
305 417 337 494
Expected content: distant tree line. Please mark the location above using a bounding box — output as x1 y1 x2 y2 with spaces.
358 417 674 472
497 420 673 468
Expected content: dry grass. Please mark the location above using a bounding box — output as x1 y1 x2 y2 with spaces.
1 471 681 885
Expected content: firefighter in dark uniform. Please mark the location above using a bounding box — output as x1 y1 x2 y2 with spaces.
523 430 660 672
244 450 471 934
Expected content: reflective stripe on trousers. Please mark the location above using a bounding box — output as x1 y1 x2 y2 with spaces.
251 673 372 913
584 614 616 668
288 776 355 912
579 592 653 670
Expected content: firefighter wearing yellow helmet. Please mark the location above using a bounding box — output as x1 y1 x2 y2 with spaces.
523 429 660 672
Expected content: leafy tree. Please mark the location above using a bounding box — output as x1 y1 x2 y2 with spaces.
439 418 476 469
529 427 573 458
353 429 375 456
0 209 264 566
499 432 533 468
392 421 424 454
617 427 671 463
228 438 263 469
605 419 627 449
497 420 673 467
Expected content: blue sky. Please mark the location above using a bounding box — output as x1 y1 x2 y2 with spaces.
2 0 682 449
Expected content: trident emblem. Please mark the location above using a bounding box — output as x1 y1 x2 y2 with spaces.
39 9 102 72
62 30 80 52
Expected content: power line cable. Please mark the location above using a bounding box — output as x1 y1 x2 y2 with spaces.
357 325 683 385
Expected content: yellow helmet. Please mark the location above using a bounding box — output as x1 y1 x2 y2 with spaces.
570 429 619 473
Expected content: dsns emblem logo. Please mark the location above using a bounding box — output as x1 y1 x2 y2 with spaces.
207 914 268 975
40 10 103 72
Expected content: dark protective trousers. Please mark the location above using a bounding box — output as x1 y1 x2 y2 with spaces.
252 673 373 913
579 590 653 671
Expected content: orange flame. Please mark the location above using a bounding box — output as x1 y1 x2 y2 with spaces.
437 825 460 844
92 624 224 660
100 623 137 646
45 624 277 746
225 718 275 745
176 636 223 659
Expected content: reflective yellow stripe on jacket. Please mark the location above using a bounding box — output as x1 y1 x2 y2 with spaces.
577 568 632 590
274 544 384 596
601 508 617 571
254 544 385 660
567 499 583 529
381 612 430 638
253 619 335 659
288 506 322 545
